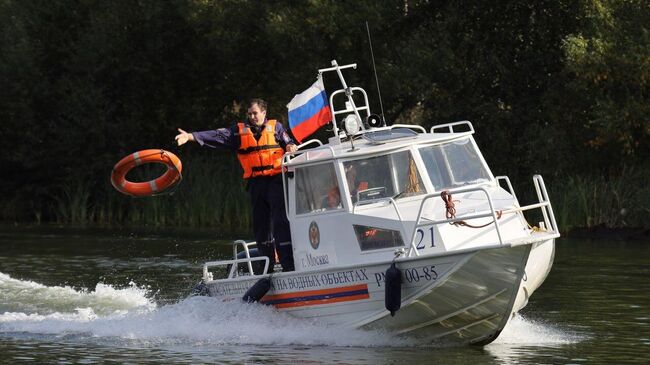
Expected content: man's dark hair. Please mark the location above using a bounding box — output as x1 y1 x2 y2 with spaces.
248 98 267 112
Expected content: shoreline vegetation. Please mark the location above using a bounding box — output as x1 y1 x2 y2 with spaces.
1 155 647 240
1 221 647 242
1 2 648 237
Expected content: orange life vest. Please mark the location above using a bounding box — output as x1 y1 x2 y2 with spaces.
237 120 285 178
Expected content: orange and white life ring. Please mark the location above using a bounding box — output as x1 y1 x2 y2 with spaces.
111 149 182 197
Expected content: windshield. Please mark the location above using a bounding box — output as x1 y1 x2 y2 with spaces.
295 162 342 214
342 150 425 203
419 137 490 190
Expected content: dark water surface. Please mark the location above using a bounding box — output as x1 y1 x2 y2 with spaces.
1 226 649 364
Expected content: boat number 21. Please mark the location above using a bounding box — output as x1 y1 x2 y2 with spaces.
415 227 435 250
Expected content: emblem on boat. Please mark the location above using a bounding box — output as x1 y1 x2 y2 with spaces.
309 221 320 249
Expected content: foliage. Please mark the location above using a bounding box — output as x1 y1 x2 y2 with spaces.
0 0 647 230
560 0 650 169
550 165 650 231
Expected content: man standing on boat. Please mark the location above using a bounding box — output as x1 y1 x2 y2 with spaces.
175 99 297 272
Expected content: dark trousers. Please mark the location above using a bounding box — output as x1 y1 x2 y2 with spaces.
247 174 294 272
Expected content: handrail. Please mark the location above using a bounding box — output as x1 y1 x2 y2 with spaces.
353 196 404 220
203 256 270 282
533 175 558 233
390 124 426 133
405 176 560 257
297 139 323 149
499 201 553 215
232 239 257 275
430 120 475 134
282 139 327 164
282 144 336 166
407 186 502 257
329 87 370 135
495 175 519 205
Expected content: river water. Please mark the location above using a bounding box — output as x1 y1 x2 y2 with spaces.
0 226 648 364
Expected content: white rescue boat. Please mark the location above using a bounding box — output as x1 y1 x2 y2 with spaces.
197 60 559 345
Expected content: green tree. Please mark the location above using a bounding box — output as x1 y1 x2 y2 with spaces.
560 0 650 170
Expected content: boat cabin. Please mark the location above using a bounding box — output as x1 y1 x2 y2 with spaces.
282 61 528 272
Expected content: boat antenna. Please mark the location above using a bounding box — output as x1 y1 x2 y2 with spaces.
366 21 386 125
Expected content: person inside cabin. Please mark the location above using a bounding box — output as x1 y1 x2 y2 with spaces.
323 185 342 209
344 164 368 203
175 99 297 272
320 167 342 210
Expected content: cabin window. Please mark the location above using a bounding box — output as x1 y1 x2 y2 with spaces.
419 138 490 190
342 150 425 203
295 162 342 214
353 225 404 251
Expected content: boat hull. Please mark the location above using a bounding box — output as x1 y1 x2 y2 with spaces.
203 243 531 345
513 237 555 313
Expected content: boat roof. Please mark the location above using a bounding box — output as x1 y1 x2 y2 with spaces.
286 128 475 167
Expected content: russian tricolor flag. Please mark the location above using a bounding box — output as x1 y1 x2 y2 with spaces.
287 77 332 143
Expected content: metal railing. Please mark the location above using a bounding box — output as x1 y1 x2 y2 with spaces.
281 141 335 167
391 124 426 133
495 175 519 204
430 120 475 134
352 195 404 221
533 175 559 233
406 175 559 257
202 240 270 282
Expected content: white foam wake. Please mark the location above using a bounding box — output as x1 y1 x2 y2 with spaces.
483 314 583 363
0 272 406 347
491 314 582 345
1 272 579 348
1 296 408 347
0 272 155 317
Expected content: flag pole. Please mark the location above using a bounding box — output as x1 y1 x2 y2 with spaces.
318 61 362 137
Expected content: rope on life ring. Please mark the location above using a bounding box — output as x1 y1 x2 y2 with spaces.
111 149 182 197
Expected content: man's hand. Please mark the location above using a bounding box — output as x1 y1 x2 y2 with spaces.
286 143 298 153
175 128 194 146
